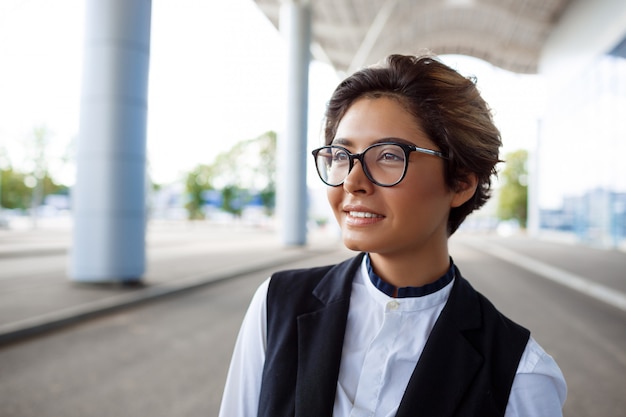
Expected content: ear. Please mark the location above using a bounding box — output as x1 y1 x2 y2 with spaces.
450 173 478 208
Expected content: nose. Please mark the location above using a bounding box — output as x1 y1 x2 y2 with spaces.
343 159 373 194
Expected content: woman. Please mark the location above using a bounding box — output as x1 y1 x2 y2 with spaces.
219 54 566 417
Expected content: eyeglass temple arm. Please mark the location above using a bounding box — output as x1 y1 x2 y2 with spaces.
411 145 446 159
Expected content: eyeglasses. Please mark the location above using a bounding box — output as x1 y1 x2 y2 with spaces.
311 142 446 187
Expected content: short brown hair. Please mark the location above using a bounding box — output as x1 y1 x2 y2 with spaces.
323 54 502 235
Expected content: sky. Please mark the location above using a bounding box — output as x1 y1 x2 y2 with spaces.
0 0 543 188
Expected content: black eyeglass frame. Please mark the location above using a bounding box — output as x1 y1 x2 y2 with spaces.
311 141 446 187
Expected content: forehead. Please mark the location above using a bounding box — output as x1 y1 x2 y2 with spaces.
333 97 430 147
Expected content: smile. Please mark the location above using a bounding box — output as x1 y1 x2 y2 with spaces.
348 211 384 218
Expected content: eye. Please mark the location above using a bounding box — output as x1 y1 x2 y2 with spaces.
332 148 350 162
381 152 403 161
375 145 405 162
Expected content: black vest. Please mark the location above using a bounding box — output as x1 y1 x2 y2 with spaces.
258 254 530 417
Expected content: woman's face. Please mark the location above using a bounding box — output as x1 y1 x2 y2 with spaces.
327 96 470 258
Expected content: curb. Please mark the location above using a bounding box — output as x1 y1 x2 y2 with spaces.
0 248 330 346
0 248 67 259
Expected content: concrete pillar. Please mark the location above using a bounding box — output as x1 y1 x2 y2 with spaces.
277 0 311 246
70 0 151 282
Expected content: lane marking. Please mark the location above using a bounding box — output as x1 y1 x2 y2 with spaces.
466 241 626 313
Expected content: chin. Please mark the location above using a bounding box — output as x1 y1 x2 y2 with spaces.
342 241 364 252
341 235 378 253
341 235 361 251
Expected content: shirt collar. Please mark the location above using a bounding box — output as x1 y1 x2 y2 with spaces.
365 253 455 298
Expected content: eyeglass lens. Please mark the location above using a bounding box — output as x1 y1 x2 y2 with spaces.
315 143 407 186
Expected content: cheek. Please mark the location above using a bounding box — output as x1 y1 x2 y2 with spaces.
396 175 453 212
405 164 450 197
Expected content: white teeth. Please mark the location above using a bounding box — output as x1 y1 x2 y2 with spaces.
349 211 381 218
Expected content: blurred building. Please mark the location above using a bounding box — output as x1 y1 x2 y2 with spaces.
540 189 626 248
537 35 626 248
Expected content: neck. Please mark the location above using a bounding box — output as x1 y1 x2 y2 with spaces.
369 246 450 289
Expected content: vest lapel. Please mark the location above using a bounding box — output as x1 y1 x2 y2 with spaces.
396 271 484 417
294 254 363 417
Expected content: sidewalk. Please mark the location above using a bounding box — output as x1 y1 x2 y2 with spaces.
0 218 346 345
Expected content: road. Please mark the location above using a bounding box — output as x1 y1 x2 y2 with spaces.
0 234 625 417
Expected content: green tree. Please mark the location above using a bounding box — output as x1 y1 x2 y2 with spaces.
211 131 276 213
184 164 214 220
0 167 65 210
497 149 528 228
0 127 68 213
1 168 29 210
255 131 277 215
182 131 277 220
27 126 51 212
221 185 246 217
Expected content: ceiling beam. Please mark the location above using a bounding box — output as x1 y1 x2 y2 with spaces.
348 0 399 73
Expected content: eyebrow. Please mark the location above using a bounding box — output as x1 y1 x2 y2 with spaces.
331 137 416 147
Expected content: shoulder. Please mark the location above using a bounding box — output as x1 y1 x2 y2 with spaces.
517 337 566 382
446 268 534 412
506 337 567 415
268 263 337 295
450 268 531 383
263 254 363 334
267 254 364 300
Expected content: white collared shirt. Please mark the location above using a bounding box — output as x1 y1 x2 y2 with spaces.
219 258 567 417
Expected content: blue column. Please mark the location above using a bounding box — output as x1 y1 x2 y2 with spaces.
70 0 151 282
278 0 311 246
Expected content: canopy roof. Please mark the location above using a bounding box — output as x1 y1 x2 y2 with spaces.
254 0 573 74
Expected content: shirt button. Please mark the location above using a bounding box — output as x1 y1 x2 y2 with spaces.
387 300 400 310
